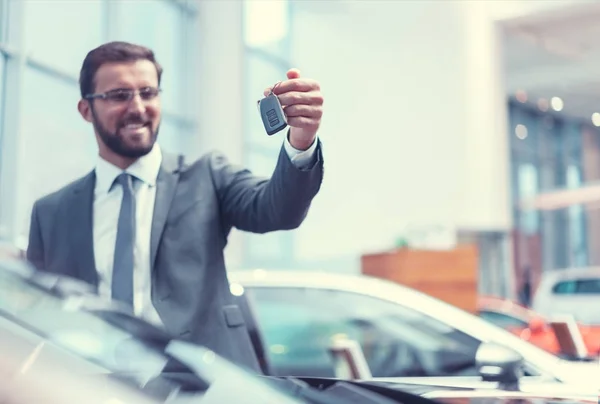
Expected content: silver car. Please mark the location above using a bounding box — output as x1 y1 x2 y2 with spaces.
228 269 599 398
532 267 600 325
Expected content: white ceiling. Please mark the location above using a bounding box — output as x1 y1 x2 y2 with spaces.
501 2 600 122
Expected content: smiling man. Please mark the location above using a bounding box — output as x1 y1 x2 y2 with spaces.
25 41 324 371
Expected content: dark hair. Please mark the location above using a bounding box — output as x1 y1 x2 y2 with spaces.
79 41 163 98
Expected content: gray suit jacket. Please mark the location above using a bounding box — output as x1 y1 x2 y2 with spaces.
26 141 324 372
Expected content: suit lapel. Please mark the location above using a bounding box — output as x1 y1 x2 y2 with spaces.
150 153 181 271
68 171 99 289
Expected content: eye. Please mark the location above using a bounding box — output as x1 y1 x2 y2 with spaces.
139 87 160 100
106 89 133 102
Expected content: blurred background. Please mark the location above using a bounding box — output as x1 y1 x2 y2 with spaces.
1 0 600 303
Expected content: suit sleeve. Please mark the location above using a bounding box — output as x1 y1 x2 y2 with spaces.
26 201 45 271
211 139 324 234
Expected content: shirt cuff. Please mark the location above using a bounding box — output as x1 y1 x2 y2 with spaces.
284 133 318 170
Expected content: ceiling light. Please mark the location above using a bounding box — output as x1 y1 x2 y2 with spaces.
592 113 600 127
551 97 563 111
515 90 527 103
537 98 549 112
515 124 528 139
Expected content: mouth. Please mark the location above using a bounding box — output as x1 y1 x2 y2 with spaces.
119 122 151 137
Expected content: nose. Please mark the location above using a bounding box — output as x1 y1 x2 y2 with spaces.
126 93 146 114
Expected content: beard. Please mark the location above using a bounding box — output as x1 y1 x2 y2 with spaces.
91 108 159 159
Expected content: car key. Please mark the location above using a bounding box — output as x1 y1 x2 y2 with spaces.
258 86 288 136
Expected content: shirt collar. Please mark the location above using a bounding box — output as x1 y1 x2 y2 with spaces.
95 143 163 194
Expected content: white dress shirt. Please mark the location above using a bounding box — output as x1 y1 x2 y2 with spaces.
93 137 318 326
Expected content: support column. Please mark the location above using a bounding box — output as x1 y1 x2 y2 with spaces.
461 2 515 297
193 0 245 268
193 0 244 162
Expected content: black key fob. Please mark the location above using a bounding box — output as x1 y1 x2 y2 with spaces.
258 93 288 136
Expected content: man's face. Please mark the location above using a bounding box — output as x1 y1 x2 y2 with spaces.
79 60 162 159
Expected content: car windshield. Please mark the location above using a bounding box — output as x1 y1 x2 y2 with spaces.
0 266 169 376
247 286 482 378
240 276 578 380
0 261 317 403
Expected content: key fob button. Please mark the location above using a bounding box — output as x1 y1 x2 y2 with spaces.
259 94 288 136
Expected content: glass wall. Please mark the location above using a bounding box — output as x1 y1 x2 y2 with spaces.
508 98 590 299
241 0 296 268
0 0 198 243
0 52 4 151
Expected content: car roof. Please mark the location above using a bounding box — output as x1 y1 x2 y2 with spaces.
540 267 600 283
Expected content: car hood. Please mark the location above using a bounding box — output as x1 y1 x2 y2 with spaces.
165 341 306 403
553 359 600 389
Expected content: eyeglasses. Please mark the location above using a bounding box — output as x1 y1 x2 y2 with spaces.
84 87 161 103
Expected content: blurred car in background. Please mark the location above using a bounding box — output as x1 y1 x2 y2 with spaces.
532 267 600 325
478 295 600 357
228 269 599 399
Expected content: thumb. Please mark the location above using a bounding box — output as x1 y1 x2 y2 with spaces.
287 68 301 79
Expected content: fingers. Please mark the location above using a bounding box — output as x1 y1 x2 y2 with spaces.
287 116 320 132
283 104 323 119
287 68 301 79
263 78 320 97
260 69 323 134
277 90 324 107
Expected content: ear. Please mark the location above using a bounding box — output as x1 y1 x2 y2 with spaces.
77 99 94 123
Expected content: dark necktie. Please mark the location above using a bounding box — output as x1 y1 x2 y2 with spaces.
112 173 136 307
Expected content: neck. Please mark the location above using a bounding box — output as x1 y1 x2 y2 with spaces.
98 149 137 170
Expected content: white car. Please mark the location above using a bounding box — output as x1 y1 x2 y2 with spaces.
532 267 600 325
228 269 599 397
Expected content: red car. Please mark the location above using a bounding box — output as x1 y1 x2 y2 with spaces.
477 295 600 357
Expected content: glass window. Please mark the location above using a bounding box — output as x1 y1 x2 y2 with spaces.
553 279 600 295
23 0 104 76
0 52 4 142
567 165 587 267
0 1 5 44
115 0 185 113
244 0 290 57
563 122 583 167
246 54 289 151
552 281 576 295
517 163 539 234
478 310 528 329
509 104 539 164
16 68 97 239
576 279 600 294
245 286 482 378
0 53 4 195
